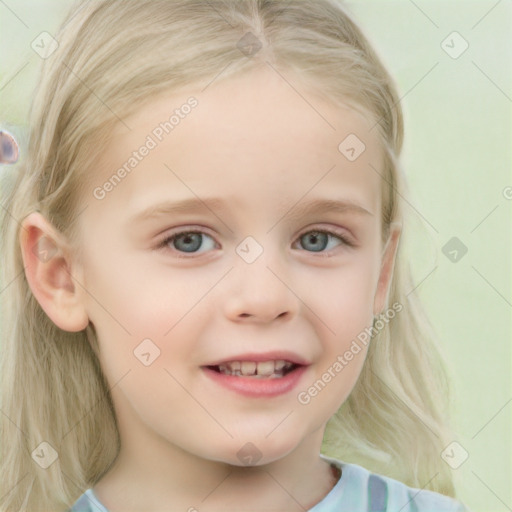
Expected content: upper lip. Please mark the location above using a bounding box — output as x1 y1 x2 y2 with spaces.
203 351 311 367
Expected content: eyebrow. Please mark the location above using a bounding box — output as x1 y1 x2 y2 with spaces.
129 196 373 225
129 197 228 224
278 198 373 223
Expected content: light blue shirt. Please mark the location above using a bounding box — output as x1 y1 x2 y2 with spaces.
69 455 468 511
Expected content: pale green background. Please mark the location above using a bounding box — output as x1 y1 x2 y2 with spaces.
1 1 510 511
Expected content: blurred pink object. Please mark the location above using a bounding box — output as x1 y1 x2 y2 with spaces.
0 130 19 164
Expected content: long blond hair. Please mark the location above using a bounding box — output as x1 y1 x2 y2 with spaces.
0 1 457 510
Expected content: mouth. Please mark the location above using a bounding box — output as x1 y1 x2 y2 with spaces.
201 354 310 397
205 359 301 379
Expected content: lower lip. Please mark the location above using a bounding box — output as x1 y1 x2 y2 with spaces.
201 365 309 397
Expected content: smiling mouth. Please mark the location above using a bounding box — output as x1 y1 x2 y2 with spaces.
205 360 300 379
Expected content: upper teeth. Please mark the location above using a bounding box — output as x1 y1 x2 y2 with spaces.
217 360 294 377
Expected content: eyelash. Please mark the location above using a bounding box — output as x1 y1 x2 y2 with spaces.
155 227 355 258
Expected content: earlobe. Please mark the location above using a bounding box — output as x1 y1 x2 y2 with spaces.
373 223 401 316
19 212 89 332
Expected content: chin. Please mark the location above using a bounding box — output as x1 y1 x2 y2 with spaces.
213 433 303 468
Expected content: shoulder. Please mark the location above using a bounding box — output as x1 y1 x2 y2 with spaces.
315 455 469 512
68 488 109 512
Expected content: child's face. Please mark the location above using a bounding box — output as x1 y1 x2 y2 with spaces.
74 68 398 466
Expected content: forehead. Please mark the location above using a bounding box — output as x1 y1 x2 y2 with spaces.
88 67 383 220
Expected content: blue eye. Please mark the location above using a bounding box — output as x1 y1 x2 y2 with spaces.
297 230 351 252
159 231 217 254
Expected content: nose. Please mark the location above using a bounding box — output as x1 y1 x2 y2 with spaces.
222 255 299 324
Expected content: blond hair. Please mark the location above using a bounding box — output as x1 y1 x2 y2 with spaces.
0 1 457 510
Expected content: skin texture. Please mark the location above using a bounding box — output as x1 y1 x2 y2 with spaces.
20 67 400 512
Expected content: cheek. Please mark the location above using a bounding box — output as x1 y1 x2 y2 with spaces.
82 244 206 335
107 360 204 454
295 327 369 423
297 253 381 338
297 291 372 417
81 249 220 383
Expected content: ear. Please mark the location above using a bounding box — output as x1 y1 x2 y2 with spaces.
373 223 401 316
19 212 89 332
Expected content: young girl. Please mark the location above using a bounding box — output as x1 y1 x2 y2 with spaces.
0 1 469 511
